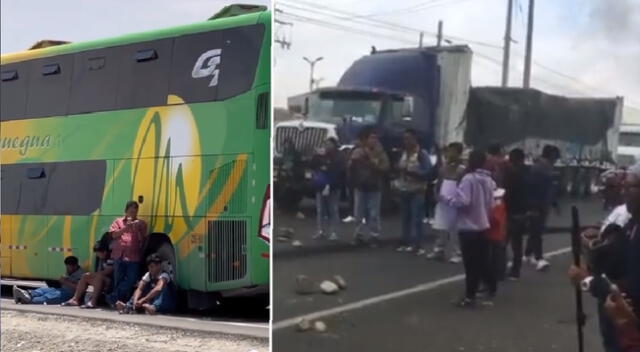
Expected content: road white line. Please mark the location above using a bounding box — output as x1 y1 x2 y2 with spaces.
273 246 572 330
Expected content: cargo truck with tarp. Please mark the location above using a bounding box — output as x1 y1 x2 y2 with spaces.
464 87 624 195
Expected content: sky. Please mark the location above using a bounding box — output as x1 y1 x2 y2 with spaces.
1 0 270 53
273 0 640 123
2 0 638 123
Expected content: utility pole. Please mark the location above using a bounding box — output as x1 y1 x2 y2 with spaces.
523 0 535 88
501 0 513 87
437 20 443 47
303 56 323 92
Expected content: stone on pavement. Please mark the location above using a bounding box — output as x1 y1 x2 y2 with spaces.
296 318 311 332
313 320 327 333
319 280 340 294
332 275 347 290
277 227 294 242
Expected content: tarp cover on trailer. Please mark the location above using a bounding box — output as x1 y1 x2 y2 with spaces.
464 87 620 162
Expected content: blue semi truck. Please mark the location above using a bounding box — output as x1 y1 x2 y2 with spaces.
273 45 472 208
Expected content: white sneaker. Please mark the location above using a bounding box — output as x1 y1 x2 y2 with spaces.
342 216 355 223
416 249 427 256
536 259 550 271
396 246 407 252
328 233 338 241
523 256 536 266
449 255 462 264
405 246 415 252
312 232 325 240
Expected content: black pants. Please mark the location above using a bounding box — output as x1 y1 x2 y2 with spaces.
491 242 507 282
459 231 496 299
507 215 528 277
524 211 548 260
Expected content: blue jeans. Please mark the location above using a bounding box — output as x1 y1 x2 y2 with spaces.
107 260 141 305
316 190 340 235
354 190 381 238
30 287 73 305
126 284 176 314
400 192 425 248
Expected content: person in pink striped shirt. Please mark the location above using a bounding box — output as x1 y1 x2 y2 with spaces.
105 201 148 306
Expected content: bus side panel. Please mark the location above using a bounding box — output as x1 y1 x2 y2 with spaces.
44 215 95 278
184 216 207 291
249 86 270 287
11 215 49 279
1 215 13 276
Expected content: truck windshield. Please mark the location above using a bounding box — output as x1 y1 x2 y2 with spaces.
309 97 382 123
619 132 640 146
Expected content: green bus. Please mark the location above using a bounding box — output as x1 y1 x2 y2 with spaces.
0 5 271 309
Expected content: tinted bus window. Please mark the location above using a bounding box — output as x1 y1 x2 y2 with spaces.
116 39 173 110
69 48 120 114
26 54 74 118
0 63 29 121
169 24 264 103
0 160 106 215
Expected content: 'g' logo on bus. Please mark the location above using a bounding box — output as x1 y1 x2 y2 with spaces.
192 49 222 87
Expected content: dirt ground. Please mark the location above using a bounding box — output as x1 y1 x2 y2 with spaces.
0 310 268 352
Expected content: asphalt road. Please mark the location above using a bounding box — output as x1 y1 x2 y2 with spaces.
273 197 606 351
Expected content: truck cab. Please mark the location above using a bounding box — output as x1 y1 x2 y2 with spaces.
273 88 415 208
617 124 640 167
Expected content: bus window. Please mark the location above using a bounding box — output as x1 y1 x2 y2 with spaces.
1 161 106 215
0 63 29 121
0 166 20 214
169 30 223 103
69 48 120 115
217 24 264 100
26 54 74 118
116 39 172 110
168 24 264 104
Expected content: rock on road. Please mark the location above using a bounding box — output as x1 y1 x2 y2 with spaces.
1 310 268 352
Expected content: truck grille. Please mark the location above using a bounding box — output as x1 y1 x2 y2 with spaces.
275 126 327 154
206 219 247 283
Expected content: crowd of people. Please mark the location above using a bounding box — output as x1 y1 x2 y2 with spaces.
311 127 558 275
310 127 640 349
12 201 176 315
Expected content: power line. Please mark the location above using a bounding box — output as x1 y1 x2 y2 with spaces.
279 4 640 107
364 0 473 19
279 0 503 50
277 11 416 45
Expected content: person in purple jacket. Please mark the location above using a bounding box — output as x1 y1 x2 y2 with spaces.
442 149 497 308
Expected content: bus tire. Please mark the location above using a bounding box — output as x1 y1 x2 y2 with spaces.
154 241 177 284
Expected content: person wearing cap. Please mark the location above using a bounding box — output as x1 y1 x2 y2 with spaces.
61 241 115 308
13 256 86 305
115 253 175 315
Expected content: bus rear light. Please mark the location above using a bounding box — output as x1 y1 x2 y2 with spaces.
258 184 270 244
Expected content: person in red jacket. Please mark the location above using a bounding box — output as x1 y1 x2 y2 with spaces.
489 188 508 282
